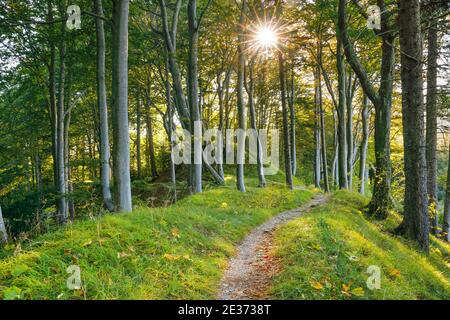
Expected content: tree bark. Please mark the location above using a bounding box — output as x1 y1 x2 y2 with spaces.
136 89 142 180
247 61 266 188
336 26 348 190
318 66 330 192
288 64 297 177
164 51 177 202
398 0 429 252
0 205 7 244
279 52 294 190
95 0 114 212
236 0 247 192
145 94 158 179
111 0 132 212
188 0 202 193
359 94 370 195
426 4 439 235
443 142 450 242
56 5 67 223
314 67 321 189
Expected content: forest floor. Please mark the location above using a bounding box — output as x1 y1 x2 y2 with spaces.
0 175 449 300
218 194 329 300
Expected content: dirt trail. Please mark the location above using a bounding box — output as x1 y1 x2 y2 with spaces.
218 194 329 300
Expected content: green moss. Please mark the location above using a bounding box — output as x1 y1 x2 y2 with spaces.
271 190 450 300
0 176 314 300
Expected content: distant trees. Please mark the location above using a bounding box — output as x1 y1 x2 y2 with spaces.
338 0 395 219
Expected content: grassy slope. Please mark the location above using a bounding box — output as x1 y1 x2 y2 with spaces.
0 176 314 300
271 191 450 300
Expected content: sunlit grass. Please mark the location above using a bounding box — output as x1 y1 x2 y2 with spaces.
271 191 450 300
0 176 314 300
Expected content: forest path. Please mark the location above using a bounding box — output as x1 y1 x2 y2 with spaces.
217 194 330 300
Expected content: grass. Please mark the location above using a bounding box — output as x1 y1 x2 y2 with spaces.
0 175 314 300
271 191 450 300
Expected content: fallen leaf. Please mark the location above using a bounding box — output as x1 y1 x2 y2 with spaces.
310 281 324 290
117 252 131 259
171 228 180 239
351 287 365 297
82 240 93 247
164 253 181 261
389 269 401 278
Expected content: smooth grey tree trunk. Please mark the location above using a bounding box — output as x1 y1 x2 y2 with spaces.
95 0 114 212
46 0 58 189
332 109 339 189
336 28 348 190
145 95 158 179
443 143 450 242
314 67 321 189
136 89 142 179
279 52 294 190
318 67 330 192
236 0 247 192
247 62 266 188
56 8 67 224
346 72 356 190
188 0 202 193
398 0 429 252
0 205 7 244
111 0 132 212
359 94 369 195
288 64 297 177
426 6 439 235
164 52 177 202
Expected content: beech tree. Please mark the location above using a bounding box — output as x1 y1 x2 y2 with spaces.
397 0 429 252
111 0 132 212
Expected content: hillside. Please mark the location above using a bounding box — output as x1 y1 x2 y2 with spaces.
1 182 449 300
0 178 314 300
271 192 450 300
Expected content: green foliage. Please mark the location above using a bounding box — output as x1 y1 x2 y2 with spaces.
271 191 450 300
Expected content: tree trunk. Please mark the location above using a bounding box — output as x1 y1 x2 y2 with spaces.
279 52 294 190
336 27 348 190
247 62 266 188
332 109 339 189
111 0 132 212
288 64 297 177
426 5 439 235
443 142 450 242
398 0 429 252
314 69 321 189
236 0 247 192
0 205 7 244
188 0 202 193
136 89 143 180
46 0 58 189
359 94 369 195
164 52 177 202
346 72 355 190
56 6 67 224
95 0 114 212
145 95 158 179
318 66 330 192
